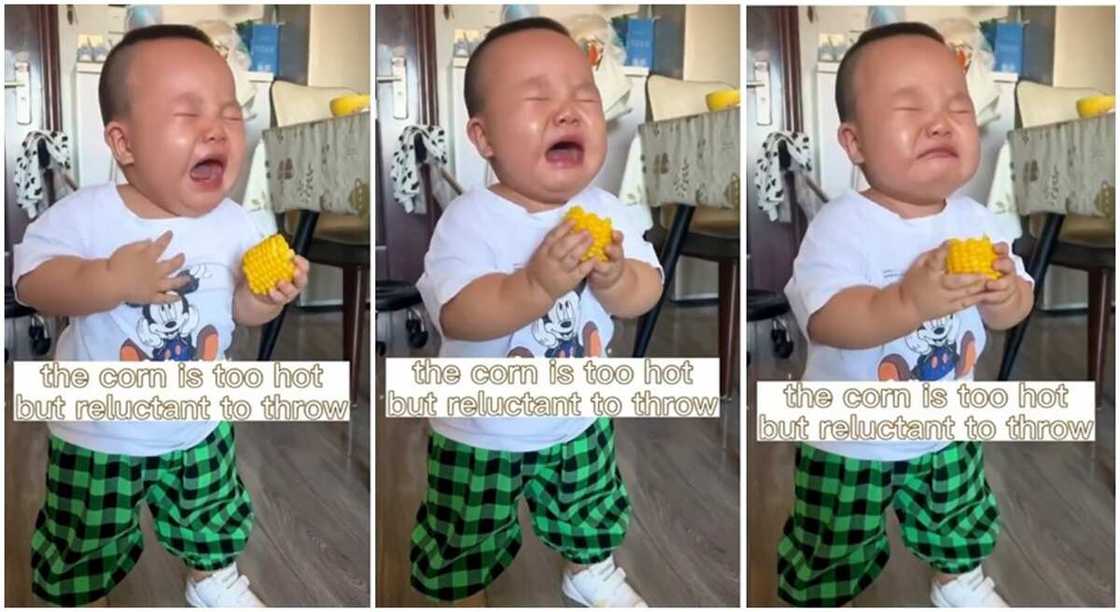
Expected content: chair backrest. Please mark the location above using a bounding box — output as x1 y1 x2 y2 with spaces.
1016 80 1103 128
646 75 733 121
270 81 356 127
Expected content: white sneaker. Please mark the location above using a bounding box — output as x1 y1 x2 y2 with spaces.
561 556 647 607
930 566 1008 607
185 563 265 607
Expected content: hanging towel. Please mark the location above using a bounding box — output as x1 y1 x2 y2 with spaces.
391 125 448 213
753 131 812 222
14 130 72 219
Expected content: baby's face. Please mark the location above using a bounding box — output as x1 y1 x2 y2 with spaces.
842 35 979 205
114 38 245 217
470 29 606 205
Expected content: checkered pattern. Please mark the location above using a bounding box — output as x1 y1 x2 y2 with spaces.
31 422 254 606
778 442 1000 607
410 418 630 602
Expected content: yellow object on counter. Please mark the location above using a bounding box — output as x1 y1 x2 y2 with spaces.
242 234 296 295
330 94 371 117
705 89 741 111
1077 95 1115 118
565 206 613 262
946 236 1001 280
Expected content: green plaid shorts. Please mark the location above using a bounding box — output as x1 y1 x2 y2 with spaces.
31 421 254 607
778 442 1000 607
410 417 630 602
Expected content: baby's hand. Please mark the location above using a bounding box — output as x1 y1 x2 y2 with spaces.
900 243 988 320
107 230 189 304
977 242 1018 306
249 255 310 306
526 220 596 300
589 230 626 290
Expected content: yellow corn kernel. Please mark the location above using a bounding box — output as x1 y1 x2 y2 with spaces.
565 206 613 262
946 236 1001 280
242 234 296 295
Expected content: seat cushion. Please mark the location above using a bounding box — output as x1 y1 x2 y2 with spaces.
747 289 790 322
376 280 422 311
1029 213 1115 248
285 211 370 246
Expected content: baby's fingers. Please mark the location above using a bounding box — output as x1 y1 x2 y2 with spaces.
158 273 191 293
147 231 175 257
942 273 987 290
159 253 186 276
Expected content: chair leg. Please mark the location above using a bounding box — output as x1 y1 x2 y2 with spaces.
999 213 1064 380
633 205 694 358
718 259 738 398
1088 267 1112 407
342 265 368 404
258 310 286 361
257 211 320 361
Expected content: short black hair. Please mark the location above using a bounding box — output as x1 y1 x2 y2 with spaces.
835 22 946 122
464 17 571 117
99 24 215 125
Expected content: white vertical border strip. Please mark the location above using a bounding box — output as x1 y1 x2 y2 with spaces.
0 6 7 605
738 2 748 608
368 3 378 608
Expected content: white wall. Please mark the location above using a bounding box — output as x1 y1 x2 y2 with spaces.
797 5 1009 159
308 4 370 91
1053 6 1115 92
683 5 741 87
57 5 265 141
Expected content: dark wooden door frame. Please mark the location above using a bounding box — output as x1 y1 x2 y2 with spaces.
374 4 439 283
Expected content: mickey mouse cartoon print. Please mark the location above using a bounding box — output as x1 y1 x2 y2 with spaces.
877 313 977 381
507 290 603 358
119 266 220 361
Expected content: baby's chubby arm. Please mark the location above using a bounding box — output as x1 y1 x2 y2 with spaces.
17 230 189 317
441 220 595 341
808 244 989 349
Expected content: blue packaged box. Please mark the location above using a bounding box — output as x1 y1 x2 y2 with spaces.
250 44 278 72
240 23 280 72
624 18 654 68
981 21 1023 74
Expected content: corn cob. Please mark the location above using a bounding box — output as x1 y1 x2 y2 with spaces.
242 234 296 295
565 206 613 262
946 236 1001 280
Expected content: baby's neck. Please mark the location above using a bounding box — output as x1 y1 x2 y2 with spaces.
861 187 946 219
489 183 569 213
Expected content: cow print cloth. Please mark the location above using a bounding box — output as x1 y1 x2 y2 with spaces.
753 131 812 222
391 125 448 213
14 130 72 219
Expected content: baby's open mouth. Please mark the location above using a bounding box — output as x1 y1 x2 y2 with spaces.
545 140 584 166
189 157 226 188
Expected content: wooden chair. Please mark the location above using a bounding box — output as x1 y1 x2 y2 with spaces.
633 76 741 398
998 81 1115 403
258 81 370 405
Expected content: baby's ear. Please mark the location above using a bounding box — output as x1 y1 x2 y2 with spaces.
104 120 135 166
466 116 494 159
836 121 864 165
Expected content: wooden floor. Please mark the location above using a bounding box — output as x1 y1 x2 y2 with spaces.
747 311 1116 606
375 301 741 606
5 307 371 606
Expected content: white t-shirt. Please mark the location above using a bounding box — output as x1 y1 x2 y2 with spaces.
12 182 264 456
417 186 661 452
784 191 1032 461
